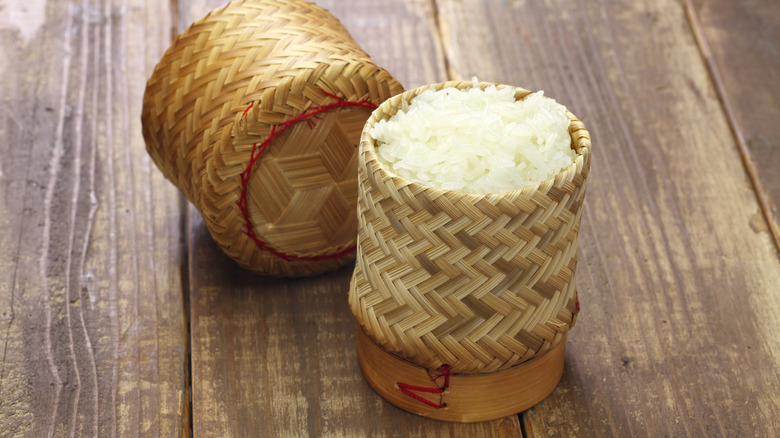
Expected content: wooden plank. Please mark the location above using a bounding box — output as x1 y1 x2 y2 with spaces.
685 0 780 249
182 0 523 435
435 0 780 436
0 0 188 436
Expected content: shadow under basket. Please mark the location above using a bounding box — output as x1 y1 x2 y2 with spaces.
349 81 591 422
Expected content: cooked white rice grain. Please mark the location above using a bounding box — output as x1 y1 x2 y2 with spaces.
370 80 575 194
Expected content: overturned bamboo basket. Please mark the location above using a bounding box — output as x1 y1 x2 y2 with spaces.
350 81 591 422
141 0 403 276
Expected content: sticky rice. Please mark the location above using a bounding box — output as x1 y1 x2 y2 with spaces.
370 80 575 194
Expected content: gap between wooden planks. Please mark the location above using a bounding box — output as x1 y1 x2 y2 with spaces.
683 0 780 252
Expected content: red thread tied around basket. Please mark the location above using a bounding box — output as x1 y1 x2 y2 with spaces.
237 91 378 262
397 364 452 409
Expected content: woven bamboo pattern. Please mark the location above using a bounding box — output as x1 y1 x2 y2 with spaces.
349 81 591 373
141 0 403 276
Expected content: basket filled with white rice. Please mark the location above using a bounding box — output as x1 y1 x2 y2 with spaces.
349 80 591 422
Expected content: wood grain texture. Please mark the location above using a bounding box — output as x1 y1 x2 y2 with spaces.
686 0 780 248
435 0 780 436
0 0 188 436
182 0 523 435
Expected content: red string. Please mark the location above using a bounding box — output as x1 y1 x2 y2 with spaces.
237 92 377 262
397 364 452 409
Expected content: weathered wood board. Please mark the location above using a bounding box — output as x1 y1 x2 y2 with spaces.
0 0 188 437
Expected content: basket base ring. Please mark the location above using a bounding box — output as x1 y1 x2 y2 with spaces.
356 327 566 423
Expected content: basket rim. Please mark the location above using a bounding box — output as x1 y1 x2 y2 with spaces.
359 80 591 202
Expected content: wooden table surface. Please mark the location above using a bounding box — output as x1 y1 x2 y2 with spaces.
2 0 779 436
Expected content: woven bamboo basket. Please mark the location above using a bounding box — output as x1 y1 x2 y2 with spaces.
141 0 403 276
349 81 591 422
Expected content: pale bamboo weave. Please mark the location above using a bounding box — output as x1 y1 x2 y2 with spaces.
350 82 591 373
141 0 403 276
